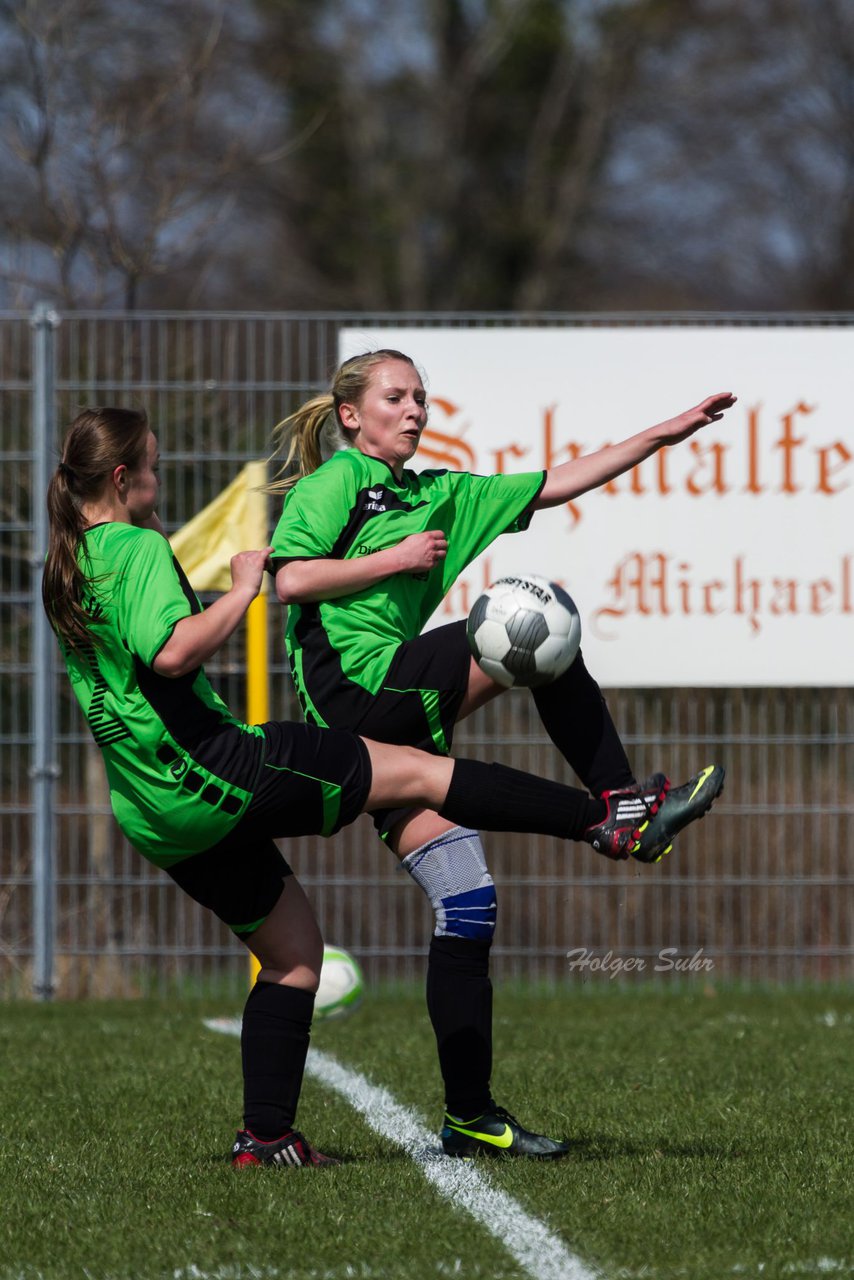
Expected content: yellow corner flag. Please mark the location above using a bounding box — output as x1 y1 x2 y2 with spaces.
168 459 270 727
169 461 269 593
170 461 271 987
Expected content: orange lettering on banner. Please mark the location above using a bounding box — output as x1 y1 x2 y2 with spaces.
817 441 852 494
421 398 477 471
426 397 851 520
775 401 812 493
741 402 851 497
770 580 798 616
678 565 692 614
702 581 726 614
600 552 667 617
734 558 762 633
686 440 728 495
438 554 853 641
591 552 854 639
745 405 763 494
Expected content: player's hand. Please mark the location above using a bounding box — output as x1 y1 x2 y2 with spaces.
230 547 274 598
393 530 448 574
662 392 737 444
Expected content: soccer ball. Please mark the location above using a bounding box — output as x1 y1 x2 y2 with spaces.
315 944 364 1019
466 574 581 689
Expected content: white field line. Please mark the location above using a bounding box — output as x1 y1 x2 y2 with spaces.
204 1018 598 1280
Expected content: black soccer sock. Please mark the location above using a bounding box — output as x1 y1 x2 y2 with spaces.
241 980 315 1140
439 759 604 841
427 935 494 1119
532 650 635 796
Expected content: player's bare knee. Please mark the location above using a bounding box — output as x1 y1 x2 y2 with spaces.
256 964 322 993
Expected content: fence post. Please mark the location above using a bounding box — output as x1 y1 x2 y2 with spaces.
30 301 60 1000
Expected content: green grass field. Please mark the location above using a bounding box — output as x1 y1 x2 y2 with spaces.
1 987 852 1280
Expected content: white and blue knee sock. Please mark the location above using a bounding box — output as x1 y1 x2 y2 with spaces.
402 825 497 942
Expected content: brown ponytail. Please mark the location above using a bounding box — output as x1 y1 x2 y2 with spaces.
43 407 150 649
267 349 420 494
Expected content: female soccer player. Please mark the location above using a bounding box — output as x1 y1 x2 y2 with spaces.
269 351 733 1159
44 406 696 1169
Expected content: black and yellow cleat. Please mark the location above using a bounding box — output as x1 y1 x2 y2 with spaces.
631 764 726 864
441 1105 570 1160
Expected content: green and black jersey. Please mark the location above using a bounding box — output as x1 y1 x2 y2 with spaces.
270 450 545 717
60 523 264 868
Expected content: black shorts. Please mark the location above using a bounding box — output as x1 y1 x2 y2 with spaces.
167 834 294 939
166 719 372 937
301 620 471 751
302 620 473 838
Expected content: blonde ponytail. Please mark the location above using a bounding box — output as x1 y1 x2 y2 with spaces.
267 394 342 494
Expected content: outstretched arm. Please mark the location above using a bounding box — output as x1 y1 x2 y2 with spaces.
533 393 736 510
153 548 272 678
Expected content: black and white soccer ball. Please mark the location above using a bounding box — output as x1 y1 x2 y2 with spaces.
466 574 581 689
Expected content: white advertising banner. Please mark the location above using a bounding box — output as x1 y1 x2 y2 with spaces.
339 327 853 686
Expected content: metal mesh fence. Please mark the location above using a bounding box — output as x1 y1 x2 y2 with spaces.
1 310 852 998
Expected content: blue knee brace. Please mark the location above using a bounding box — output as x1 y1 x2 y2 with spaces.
401 826 497 941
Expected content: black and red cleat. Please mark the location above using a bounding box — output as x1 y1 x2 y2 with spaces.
584 773 670 860
231 1128 340 1168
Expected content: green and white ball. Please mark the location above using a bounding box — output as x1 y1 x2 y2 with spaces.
315 945 364 1019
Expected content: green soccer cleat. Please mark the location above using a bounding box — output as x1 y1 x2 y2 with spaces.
631 764 726 864
441 1105 570 1160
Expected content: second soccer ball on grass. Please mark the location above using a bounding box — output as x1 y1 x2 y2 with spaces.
315 945 364 1019
466 574 582 689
